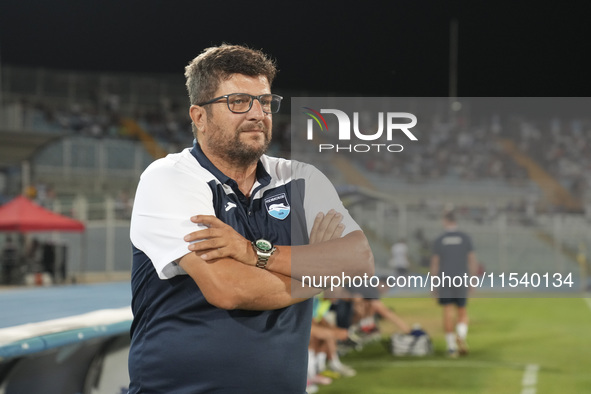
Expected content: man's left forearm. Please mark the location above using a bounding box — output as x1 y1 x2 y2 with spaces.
267 230 374 281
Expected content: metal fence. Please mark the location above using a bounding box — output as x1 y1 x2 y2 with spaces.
32 136 152 195
351 197 590 293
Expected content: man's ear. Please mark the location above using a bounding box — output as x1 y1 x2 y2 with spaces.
189 105 207 133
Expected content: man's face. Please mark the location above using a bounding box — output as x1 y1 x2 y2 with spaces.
202 74 273 167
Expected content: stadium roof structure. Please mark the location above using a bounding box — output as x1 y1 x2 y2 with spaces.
0 130 65 167
0 195 85 232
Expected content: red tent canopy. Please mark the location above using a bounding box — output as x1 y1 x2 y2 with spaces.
0 196 85 232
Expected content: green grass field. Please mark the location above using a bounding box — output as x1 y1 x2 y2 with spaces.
317 296 591 393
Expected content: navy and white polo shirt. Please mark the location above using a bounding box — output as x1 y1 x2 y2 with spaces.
128 142 359 393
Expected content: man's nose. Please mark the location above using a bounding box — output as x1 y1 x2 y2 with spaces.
247 98 266 120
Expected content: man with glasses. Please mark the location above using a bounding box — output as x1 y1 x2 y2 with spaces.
128 44 373 393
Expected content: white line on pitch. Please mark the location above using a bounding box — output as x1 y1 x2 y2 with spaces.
352 359 540 393
521 364 539 394
350 359 526 370
583 296 591 312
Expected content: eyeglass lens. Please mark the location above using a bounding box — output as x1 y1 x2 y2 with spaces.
228 94 281 113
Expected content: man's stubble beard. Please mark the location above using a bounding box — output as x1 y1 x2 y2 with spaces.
205 121 271 167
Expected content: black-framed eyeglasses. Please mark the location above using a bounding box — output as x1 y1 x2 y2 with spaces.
196 93 283 114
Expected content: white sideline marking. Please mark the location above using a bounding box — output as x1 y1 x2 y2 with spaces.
352 359 540 392
352 359 525 370
521 364 539 394
584 296 591 312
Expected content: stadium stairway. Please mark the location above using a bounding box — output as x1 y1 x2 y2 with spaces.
120 118 169 160
498 138 582 212
331 155 376 191
535 231 590 285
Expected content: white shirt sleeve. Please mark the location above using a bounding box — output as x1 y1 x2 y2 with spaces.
130 156 215 279
294 161 361 237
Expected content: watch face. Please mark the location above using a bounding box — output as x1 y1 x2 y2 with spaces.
255 239 273 252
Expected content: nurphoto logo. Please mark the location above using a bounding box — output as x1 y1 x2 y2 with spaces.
303 107 418 153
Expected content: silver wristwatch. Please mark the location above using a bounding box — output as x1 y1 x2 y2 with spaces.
252 239 276 269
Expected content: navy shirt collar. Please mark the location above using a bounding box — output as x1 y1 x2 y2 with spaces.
190 140 271 195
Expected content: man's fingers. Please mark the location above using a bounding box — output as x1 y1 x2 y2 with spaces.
190 215 227 228
184 215 253 266
309 212 325 244
196 247 222 261
309 210 345 244
184 226 226 242
188 239 219 252
187 240 225 260
320 211 343 242
332 223 345 239
184 229 209 242
184 225 236 242
316 209 336 234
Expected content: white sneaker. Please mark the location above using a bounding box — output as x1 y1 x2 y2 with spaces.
329 361 357 377
309 374 332 385
306 382 319 393
457 337 469 355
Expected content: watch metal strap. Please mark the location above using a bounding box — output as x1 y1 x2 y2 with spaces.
255 255 270 269
252 241 270 269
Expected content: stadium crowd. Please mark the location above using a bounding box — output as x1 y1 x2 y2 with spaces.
7 96 590 204
11 97 189 150
356 111 590 193
509 116 590 201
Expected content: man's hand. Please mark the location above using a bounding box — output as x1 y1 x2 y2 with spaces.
309 209 345 244
184 215 255 265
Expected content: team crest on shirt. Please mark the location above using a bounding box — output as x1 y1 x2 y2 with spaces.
264 193 290 220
